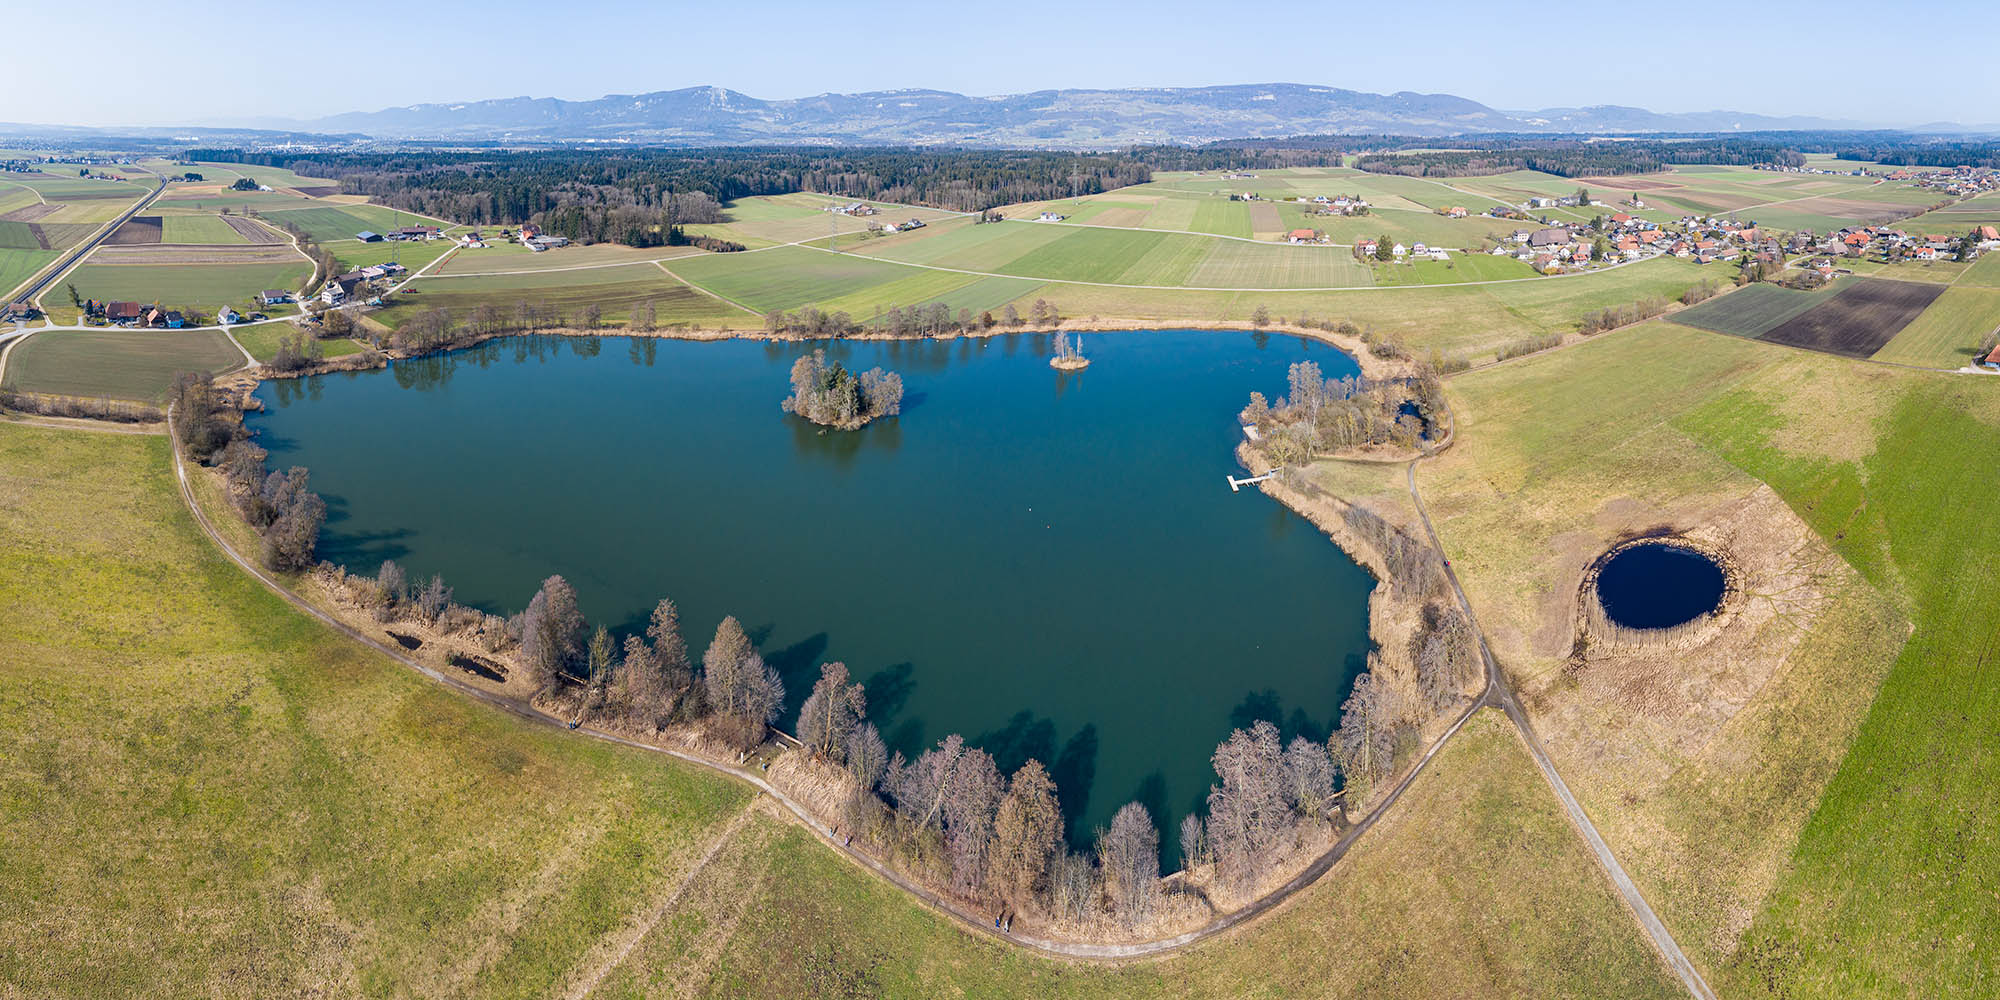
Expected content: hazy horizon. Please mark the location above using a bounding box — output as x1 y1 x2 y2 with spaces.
5 0 1995 130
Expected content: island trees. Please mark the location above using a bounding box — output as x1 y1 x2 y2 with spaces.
781 349 903 429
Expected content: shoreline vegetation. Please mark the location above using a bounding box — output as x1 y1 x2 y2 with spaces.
158 321 1482 950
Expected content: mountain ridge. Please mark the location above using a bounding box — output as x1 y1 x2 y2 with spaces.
267 83 1890 146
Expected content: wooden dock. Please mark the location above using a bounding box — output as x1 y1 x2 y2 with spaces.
1228 470 1278 492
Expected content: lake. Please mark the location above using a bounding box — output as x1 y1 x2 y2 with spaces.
249 329 1375 858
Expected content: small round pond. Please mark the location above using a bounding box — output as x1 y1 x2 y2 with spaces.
1594 541 1727 630
247 329 1375 861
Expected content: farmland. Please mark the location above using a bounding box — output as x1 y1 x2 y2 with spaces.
1 329 245 400
1757 278 1942 358
0 427 754 998
376 266 748 329
1669 283 1830 337
1870 287 2000 368
61 258 313 313
1415 321 2000 994
262 203 435 242
1671 277 1946 359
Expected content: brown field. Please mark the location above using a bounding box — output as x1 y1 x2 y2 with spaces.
1585 177 1675 191
103 216 162 245
1248 200 1282 233
1772 196 1917 225
1759 278 1942 358
220 214 283 243
0 204 58 223
90 244 303 265
292 185 340 197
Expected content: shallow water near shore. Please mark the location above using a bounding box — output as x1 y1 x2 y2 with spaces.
249 329 1374 858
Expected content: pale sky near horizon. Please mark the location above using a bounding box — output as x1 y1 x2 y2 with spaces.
6 0 1996 128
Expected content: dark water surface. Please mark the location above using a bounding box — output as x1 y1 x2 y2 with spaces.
1596 542 1727 629
250 330 1374 853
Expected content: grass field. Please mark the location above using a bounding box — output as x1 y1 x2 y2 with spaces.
665 245 917 314
1954 251 2000 288
1870 286 2000 368
0 427 754 997
161 214 250 244
1680 360 2000 999
1669 283 1830 337
263 204 430 243
234 325 368 363
0 247 57 300
1416 324 1913 985
381 268 749 329
1417 321 2000 996
431 242 704 276
62 260 312 312
1 329 245 400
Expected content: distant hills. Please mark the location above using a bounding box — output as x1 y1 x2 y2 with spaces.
270 83 1897 146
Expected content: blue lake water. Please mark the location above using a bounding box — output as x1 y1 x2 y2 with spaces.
249 329 1375 856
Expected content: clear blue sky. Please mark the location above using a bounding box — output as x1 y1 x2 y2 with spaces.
6 0 1994 128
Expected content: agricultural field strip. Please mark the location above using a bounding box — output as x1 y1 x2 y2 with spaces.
1004 217 1476 251
788 240 1650 293
0 179 48 206
650 259 760 316
14 171 162 306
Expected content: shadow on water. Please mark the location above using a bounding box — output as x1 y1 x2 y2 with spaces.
1052 725 1099 846
1228 688 1333 747
787 413 903 467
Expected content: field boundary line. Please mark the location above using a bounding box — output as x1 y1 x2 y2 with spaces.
651 259 762 317
560 808 755 1000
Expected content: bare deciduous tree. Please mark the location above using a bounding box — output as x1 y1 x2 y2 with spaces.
1283 735 1336 821
988 760 1062 907
518 575 585 691
1333 667 1401 807
1206 720 1288 891
1179 813 1210 872
797 662 867 763
1098 802 1160 927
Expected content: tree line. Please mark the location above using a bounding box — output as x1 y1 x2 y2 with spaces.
181 147 1174 245
170 372 325 572
1241 359 1443 456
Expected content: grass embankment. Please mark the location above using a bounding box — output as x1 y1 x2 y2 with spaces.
588 712 1681 999
0 424 1684 998
1421 322 2000 996
0 426 751 997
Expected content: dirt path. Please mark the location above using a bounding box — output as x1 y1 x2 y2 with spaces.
559 808 756 1000
1402 460 1717 1000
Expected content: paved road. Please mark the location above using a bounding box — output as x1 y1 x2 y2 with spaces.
1403 461 1717 1000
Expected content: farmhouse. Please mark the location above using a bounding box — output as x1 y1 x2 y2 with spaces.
390 226 440 241
218 307 241 325
163 310 185 329
1037 211 1066 222
321 273 366 306
106 301 143 325
259 290 290 306
1529 228 1573 248
1446 206 1467 218
2 301 38 322
1286 228 1320 244
1983 345 2000 371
